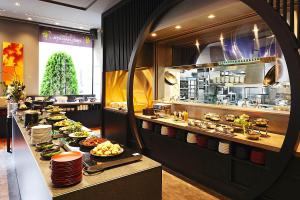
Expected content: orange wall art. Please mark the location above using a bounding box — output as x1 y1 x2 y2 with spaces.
2 42 24 85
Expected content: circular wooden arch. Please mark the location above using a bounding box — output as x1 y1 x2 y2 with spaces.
127 0 300 199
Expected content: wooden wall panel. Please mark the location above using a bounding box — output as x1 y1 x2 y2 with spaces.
102 0 165 71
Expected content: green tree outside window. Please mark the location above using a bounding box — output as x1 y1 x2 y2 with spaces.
40 52 79 95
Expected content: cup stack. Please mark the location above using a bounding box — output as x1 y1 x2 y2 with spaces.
31 125 52 145
187 133 197 144
161 126 169 136
142 121 153 130
218 140 231 154
51 152 83 187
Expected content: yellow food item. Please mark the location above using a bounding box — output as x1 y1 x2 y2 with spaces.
91 141 123 156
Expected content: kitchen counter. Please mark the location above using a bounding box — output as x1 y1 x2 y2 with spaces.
136 113 285 152
12 116 162 200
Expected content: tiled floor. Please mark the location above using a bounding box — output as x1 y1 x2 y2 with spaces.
0 138 228 200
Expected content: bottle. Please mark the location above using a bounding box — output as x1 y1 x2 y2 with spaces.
183 110 189 122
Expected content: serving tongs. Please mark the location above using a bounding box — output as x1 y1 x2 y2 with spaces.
83 153 143 176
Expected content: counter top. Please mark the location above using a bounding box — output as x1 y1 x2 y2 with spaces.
53 101 101 106
13 116 161 199
159 101 290 116
136 113 285 152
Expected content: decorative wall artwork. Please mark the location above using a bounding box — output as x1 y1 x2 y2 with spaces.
2 42 24 85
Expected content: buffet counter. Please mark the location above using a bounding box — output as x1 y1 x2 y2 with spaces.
12 116 162 200
135 113 284 152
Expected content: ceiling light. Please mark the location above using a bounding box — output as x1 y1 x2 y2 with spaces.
208 14 215 19
195 40 200 48
55 22 60 25
151 33 157 37
27 17 32 21
220 34 224 41
79 26 83 29
15 2 21 6
175 25 181 29
253 24 259 33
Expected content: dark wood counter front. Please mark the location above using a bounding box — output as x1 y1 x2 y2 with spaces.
12 116 162 200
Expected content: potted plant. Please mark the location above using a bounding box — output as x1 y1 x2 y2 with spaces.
5 80 26 116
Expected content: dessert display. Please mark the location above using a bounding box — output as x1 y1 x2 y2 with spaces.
90 141 124 157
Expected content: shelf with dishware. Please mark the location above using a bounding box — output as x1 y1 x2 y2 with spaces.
135 114 300 199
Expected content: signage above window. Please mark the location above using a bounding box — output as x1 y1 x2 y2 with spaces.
39 28 92 48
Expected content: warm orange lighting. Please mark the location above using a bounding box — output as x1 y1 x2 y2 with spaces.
208 14 215 19
195 40 200 48
175 25 182 29
151 33 157 37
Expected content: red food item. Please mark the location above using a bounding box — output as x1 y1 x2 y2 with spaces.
82 138 107 147
167 127 176 138
196 135 208 147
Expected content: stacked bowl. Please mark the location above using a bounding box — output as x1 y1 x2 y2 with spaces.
218 140 231 154
31 125 52 145
51 152 83 187
187 133 197 144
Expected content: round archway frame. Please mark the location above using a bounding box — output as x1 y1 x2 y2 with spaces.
127 0 300 199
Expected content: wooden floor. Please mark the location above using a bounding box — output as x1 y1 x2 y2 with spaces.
0 138 228 200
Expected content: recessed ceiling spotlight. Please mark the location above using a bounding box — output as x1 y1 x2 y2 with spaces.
55 22 60 25
151 33 157 37
175 25 182 29
15 2 21 6
79 26 84 29
195 40 200 48
27 17 32 21
208 14 215 19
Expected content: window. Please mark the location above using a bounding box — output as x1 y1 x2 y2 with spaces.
39 28 93 95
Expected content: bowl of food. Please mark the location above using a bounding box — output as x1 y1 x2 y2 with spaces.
69 130 90 139
47 115 67 123
46 106 63 114
254 118 269 127
79 137 107 151
36 142 54 152
59 122 82 134
53 119 72 130
246 130 261 140
90 141 124 157
40 146 61 160
225 114 236 122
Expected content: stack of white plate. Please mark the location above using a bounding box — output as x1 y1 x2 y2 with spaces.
142 121 153 130
161 126 169 135
31 125 52 145
218 140 231 154
187 133 197 144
